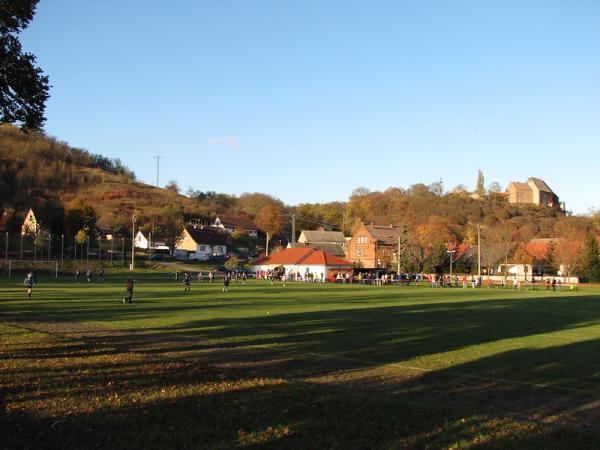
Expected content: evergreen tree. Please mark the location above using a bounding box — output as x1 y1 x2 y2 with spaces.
544 240 558 275
583 234 600 282
476 170 486 196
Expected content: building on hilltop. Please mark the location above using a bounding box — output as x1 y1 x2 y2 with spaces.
506 177 564 210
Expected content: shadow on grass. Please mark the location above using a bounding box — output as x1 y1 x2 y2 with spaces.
4 286 600 448
4 339 600 449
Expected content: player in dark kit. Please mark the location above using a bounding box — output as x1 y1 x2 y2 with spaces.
183 273 191 291
24 272 36 298
123 277 134 304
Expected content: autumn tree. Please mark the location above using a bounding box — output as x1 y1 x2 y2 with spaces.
238 193 283 218
488 181 502 194
411 221 454 273
224 255 240 270
64 199 98 236
256 203 285 256
158 206 185 256
554 221 586 279
164 180 180 194
0 0 49 130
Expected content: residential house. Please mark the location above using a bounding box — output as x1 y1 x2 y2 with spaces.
506 177 563 210
459 240 519 275
212 215 258 237
525 238 562 275
175 227 227 261
346 222 407 269
287 242 346 258
134 230 170 251
287 228 347 257
253 247 353 280
20 208 45 236
94 218 115 240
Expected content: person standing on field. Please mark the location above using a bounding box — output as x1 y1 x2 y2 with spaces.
123 277 134 304
24 272 36 298
223 273 230 293
183 272 191 291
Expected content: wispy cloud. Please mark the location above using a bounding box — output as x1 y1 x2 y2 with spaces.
207 136 239 148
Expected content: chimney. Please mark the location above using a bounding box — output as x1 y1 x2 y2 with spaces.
389 224 393 228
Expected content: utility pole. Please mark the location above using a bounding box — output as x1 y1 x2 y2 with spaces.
477 224 481 279
4 231 8 265
397 236 401 276
149 218 155 259
61 235 64 267
98 235 102 266
154 156 163 187
291 214 296 244
131 214 136 270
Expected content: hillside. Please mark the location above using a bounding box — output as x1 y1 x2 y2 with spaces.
1 124 593 248
0 125 203 232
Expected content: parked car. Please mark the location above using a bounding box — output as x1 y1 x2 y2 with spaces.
208 254 229 263
150 254 165 261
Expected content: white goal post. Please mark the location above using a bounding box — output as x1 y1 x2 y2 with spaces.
8 260 59 278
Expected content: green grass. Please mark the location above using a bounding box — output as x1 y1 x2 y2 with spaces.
2 273 600 449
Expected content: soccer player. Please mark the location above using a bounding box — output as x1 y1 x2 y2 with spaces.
23 272 36 299
183 272 191 292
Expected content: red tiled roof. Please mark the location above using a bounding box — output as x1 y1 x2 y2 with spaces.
254 247 351 267
525 238 561 259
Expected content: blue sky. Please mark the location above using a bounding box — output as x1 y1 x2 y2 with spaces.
21 0 600 213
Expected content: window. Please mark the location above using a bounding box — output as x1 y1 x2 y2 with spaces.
355 249 362 257
358 235 367 244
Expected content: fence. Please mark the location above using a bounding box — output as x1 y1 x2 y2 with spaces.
0 231 143 275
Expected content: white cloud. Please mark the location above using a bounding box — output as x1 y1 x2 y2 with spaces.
207 136 239 148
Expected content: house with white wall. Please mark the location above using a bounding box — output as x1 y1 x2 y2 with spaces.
175 227 227 260
253 247 352 281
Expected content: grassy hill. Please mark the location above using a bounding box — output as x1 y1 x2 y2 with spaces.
0 124 203 232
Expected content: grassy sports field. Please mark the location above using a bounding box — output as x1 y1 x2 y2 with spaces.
2 273 600 449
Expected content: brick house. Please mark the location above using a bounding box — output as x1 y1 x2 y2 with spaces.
346 222 406 269
506 177 563 210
